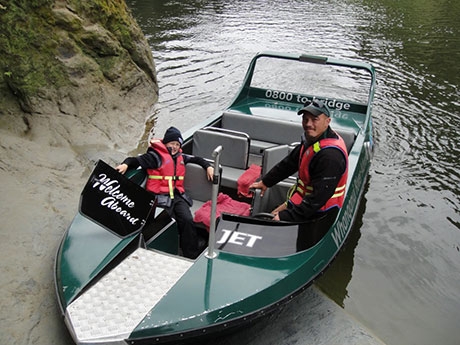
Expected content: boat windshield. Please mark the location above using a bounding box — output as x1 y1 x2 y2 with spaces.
250 56 373 105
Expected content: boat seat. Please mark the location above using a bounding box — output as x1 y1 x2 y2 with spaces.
261 144 290 174
222 111 356 155
334 129 356 154
192 127 250 189
222 111 303 154
252 144 294 215
183 162 214 215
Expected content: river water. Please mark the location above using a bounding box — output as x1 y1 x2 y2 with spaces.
125 1 460 345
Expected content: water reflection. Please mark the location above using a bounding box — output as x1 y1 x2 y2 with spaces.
315 178 369 307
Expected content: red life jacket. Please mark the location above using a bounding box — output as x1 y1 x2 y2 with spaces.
288 135 348 212
146 139 186 198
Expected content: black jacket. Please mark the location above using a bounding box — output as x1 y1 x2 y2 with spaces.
122 147 211 171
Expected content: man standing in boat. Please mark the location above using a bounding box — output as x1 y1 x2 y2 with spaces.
250 100 348 222
116 126 213 259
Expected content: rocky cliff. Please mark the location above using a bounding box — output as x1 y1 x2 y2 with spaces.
0 0 158 172
1 0 158 149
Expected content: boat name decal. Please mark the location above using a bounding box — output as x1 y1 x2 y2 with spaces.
217 229 262 248
264 90 352 111
331 154 367 248
91 173 140 226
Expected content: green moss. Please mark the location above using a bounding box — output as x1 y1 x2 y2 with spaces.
0 0 152 112
68 0 136 51
0 0 130 109
0 0 69 108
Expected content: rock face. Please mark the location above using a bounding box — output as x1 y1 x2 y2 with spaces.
1 0 158 149
1 0 158 119
0 0 159 164
0 1 158 344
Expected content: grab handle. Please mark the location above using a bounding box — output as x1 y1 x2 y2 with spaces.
206 145 222 259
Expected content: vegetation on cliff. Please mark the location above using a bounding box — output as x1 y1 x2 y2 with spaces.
0 0 158 115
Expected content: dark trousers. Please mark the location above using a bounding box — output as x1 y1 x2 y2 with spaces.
166 196 199 259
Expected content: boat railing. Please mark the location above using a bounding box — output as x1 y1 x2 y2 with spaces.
206 145 222 259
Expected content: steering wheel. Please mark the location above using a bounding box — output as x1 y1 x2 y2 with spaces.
252 212 275 220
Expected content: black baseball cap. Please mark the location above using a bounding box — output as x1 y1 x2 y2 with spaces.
297 100 330 117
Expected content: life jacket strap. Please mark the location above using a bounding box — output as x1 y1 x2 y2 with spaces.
290 178 346 199
148 175 184 199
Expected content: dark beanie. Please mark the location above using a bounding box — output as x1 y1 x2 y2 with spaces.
162 126 183 146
